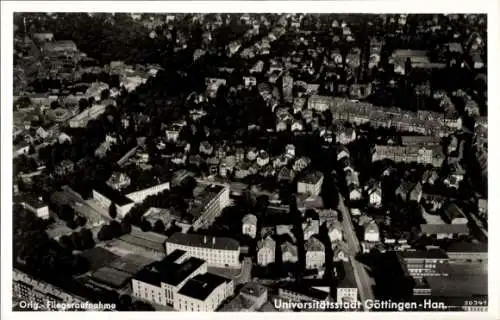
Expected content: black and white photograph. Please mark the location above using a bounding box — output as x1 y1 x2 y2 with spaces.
1 0 498 318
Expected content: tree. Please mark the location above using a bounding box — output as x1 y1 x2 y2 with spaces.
66 219 78 230
100 89 110 101
78 98 90 112
50 100 61 109
109 203 117 219
118 294 133 311
109 220 122 237
97 225 111 241
59 204 75 222
81 229 95 249
120 221 132 234
75 215 87 227
59 235 73 250
153 220 165 234
70 232 83 251
140 219 152 232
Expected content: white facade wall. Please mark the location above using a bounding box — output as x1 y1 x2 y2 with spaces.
174 280 233 311
306 251 325 269
166 242 240 268
126 182 170 203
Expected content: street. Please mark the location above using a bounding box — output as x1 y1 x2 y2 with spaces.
337 194 375 310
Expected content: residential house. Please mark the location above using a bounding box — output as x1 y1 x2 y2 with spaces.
348 185 362 201
297 171 324 196
242 214 257 239
367 184 382 208
444 163 465 189
336 125 357 145
364 221 380 242
291 120 304 132
273 155 289 169
257 236 276 266
246 148 258 162
276 224 296 242
281 241 298 263
421 169 438 186
305 237 325 269
395 181 423 202
337 146 350 161
277 167 296 183
293 157 311 172
256 151 270 167
302 219 320 240
332 242 350 262
285 144 296 158
199 141 214 156
106 172 131 191
328 222 343 243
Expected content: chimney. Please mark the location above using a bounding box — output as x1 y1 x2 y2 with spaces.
203 236 207 244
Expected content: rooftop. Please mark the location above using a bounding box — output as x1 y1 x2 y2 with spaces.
167 232 239 251
398 249 449 260
299 171 324 184
177 273 231 301
93 183 134 206
91 267 131 289
279 283 329 300
447 241 487 253
420 224 469 235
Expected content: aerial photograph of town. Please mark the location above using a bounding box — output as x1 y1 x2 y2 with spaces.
9 11 488 312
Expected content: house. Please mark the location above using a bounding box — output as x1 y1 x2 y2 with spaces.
420 224 469 240
302 219 320 240
367 184 382 207
297 171 324 196
337 146 350 161
305 237 325 269
332 241 350 262
242 214 257 239
246 148 258 161
285 144 296 158
348 185 362 201
395 181 422 202
421 169 438 186
277 167 295 183
446 241 487 262
199 141 214 156
257 236 276 266
106 172 131 191
256 150 270 167
220 282 268 311
442 203 468 225
21 196 50 220
345 170 359 187
174 273 233 311
291 120 304 132
281 241 298 263
397 249 450 278
444 163 465 189
336 125 357 145
328 222 343 243
273 155 289 169
422 193 446 213
293 157 311 172
364 221 380 242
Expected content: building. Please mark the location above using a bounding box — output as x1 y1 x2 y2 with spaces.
220 282 268 311
13 269 110 311
174 273 234 311
281 241 298 263
278 284 329 305
446 241 487 262
307 95 334 112
125 181 170 204
187 182 230 230
106 172 131 191
328 222 343 243
242 214 257 239
442 203 468 224
92 184 135 218
420 224 469 240
391 50 445 74
336 260 358 304
69 103 107 128
305 237 325 269
302 219 320 240
132 250 207 306
282 73 294 103
367 184 382 207
397 249 450 278
372 145 434 165
297 171 324 196
166 233 240 268
395 181 422 202
21 196 50 219
364 221 380 242
257 236 276 266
